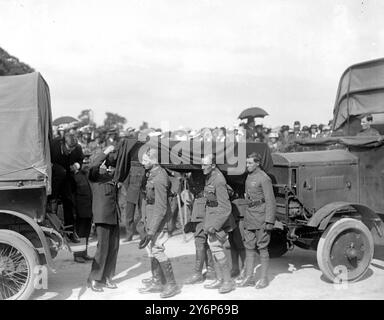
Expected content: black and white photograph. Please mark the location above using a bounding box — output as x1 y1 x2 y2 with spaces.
0 0 383 305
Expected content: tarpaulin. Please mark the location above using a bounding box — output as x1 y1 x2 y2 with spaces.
294 135 384 148
138 138 273 175
0 72 52 193
333 58 384 131
113 137 137 183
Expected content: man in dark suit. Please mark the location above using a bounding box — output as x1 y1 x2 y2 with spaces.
87 145 120 292
50 131 84 243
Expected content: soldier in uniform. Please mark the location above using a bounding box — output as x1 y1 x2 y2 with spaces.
87 145 120 292
183 170 216 284
201 154 237 294
138 148 181 298
123 142 146 242
237 152 276 289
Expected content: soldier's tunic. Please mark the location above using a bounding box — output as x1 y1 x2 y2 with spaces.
243 168 276 252
189 171 207 244
203 168 236 261
123 142 146 239
186 170 215 274
143 165 172 262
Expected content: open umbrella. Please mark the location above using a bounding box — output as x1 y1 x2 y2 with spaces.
238 107 268 120
53 116 79 126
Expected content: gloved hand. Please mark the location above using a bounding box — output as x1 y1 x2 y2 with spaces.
138 234 153 249
264 222 274 232
103 145 115 155
207 227 216 235
185 199 193 211
184 221 196 234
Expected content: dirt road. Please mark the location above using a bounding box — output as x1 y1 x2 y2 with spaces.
31 231 384 300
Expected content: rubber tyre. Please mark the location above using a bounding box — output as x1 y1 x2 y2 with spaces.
317 218 373 282
0 230 39 300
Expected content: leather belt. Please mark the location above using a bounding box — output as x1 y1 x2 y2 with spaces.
206 200 218 207
248 198 265 208
131 161 143 167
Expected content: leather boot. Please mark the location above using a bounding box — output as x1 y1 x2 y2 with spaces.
139 258 164 293
82 244 94 261
142 257 164 285
204 258 223 289
255 252 269 289
184 245 205 284
237 249 256 287
239 248 246 270
159 260 181 298
230 247 240 278
218 258 236 294
204 247 216 280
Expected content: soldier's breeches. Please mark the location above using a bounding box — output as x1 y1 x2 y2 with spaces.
194 221 208 245
148 231 170 262
207 233 227 261
243 228 271 251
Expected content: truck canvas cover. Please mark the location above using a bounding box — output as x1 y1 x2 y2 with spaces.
332 58 384 131
0 72 52 193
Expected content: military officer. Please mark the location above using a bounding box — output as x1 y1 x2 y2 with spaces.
87 145 120 292
201 154 236 294
138 148 181 299
123 142 146 242
183 170 216 284
238 152 276 289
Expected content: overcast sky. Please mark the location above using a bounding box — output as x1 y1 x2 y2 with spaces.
1 0 383 130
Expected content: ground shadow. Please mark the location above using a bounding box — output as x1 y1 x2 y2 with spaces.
374 245 384 262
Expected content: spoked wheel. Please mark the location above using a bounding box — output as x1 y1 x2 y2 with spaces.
0 230 39 300
317 218 374 282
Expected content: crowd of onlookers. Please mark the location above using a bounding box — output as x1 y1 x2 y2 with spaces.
52 119 334 158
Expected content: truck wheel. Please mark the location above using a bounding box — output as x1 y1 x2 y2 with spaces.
317 218 373 282
0 230 39 300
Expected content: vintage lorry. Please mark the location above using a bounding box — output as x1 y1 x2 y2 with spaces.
270 57 384 282
0 72 67 300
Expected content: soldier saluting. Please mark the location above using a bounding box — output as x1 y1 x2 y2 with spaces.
238 152 276 289
201 154 236 294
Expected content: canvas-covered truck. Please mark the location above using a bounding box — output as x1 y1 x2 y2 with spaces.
0 72 66 300
271 58 384 282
